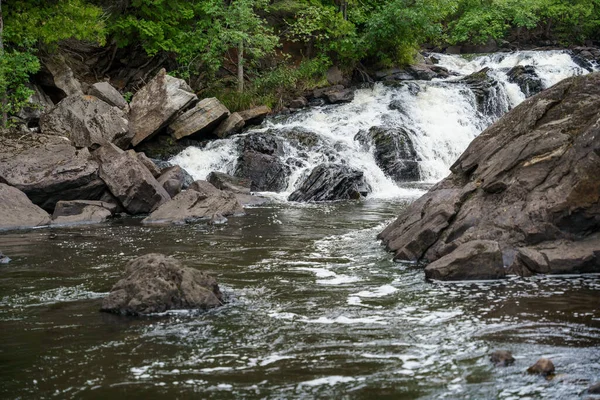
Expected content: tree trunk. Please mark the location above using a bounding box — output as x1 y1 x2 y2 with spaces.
237 40 244 93
0 0 7 128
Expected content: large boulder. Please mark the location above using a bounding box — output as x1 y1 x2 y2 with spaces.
379 73 600 278
51 200 117 226
355 126 420 182
207 171 251 194
238 105 270 126
169 97 230 140
101 253 222 315
40 95 131 149
214 112 245 138
88 82 129 111
288 164 371 202
0 134 106 211
0 184 51 230
94 144 171 215
129 69 198 146
142 181 244 225
507 65 544 98
234 132 291 192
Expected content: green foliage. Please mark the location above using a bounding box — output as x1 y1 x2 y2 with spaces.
0 50 40 125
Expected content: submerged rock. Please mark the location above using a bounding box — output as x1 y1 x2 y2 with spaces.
101 253 222 315
0 183 51 230
490 350 515 367
527 358 555 376
51 200 117 226
379 73 600 279
288 164 371 202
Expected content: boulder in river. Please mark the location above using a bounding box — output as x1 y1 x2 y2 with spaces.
507 65 544 98
40 94 131 149
169 97 230 140
142 181 244 225
214 112 245 138
94 144 171 215
379 73 600 279
527 358 555 376
238 105 270 126
101 253 222 315
459 67 504 117
0 183 51 230
588 382 600 394
208 171 251 194
51 200 117 226
130 69 198 146
288 163 371 202
157 165 193 198
489 350 515 367
0 133 106 211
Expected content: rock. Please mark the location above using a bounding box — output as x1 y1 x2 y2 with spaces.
157 165 192 198
0 251 10 264
588 383 600 394
101 253 222 315
94 144 171 215
238 105 270 126
459 67 504 117
99 190 125 214
169 97 229 140
135 135 194 160
135 152 161 178
313 85 345 99
207 171 251 194
0 183 51 230
289 97 308 109
354 126 420 182
527 358 555 376
507 65 544 97
490 350 515 367
40 95 131 149
288 164 371 202
324 88 354 104
143 181 244 225
461 38 499 54
267 126 321 150
130 69 198 146
88 82 129 111
377 65 450 82
44 56 83 97
425 240 506 281
445 45 462 54
51 200 116 226
209 213 228 225
379 73 600 278
17 84 54 126
326 66 344 85
214 112 245 138
0 133 106 211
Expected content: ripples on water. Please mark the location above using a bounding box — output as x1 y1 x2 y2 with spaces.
1 200 599 399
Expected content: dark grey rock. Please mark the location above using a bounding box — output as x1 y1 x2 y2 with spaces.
490 350 515 367
238 105 270 126
507 65 544 97
459 67 504 117
157 165 192 198
289 97 308 109
527 358 555 376
288 164 371 202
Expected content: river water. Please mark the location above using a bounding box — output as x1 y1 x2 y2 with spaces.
1 51 600 399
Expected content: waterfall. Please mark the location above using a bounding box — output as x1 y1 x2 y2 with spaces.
172 50 594 199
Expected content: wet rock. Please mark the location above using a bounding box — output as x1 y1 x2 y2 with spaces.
130 69 198 146
0 251 10 264
588 383 600 394
459 67 504 117
425 240 506 281
324 88 354 104
214 112 245 138
288 163 371 202
507 65 544 97
238 105 270 126
354 126 420 182
527 358 555 376
272 126 321 150
94 144 171 215
289 97 308 109
379 72 600 278
101 253 222 315
40 95 131 149
313 85 344 99
51 200 116 226
489 350 515 367
0 183 51 230
207 171 251 194
88 82 129 111
135 135 194 160
0 134 106 211
157 165 193 198
169 97 230 140
143 181 244 225
377 64 450 82
326 66 344 85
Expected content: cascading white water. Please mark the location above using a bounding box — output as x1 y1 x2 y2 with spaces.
172 50 594 199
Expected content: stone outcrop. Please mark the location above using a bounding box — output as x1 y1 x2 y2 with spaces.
0 134 106 211
157 165 193 198
0 184 51 230
379 73 600 280
143 180 244 225
129 69 198 146
214 112 245 138
355 126 420 182
289 163 371 202
40 95 131 149
507 65 544 98
101 253 222 315
88 82 129 111
51 200 117 226
375 64 451 82
238 105 270 126
94 144 171 214
169 97 229 140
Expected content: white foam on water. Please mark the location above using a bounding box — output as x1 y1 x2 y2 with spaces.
298 376 359 387
353 285 398 298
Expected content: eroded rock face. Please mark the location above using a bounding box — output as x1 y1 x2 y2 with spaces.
288 163 371 202
207 172 251 194
379 73 600 279
0 184 51 230
142 181 244 225
0 134 106 211
101 253 222 315
40 95 131 149
51 200 117 226
94 144 171 215
130 69 198 146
